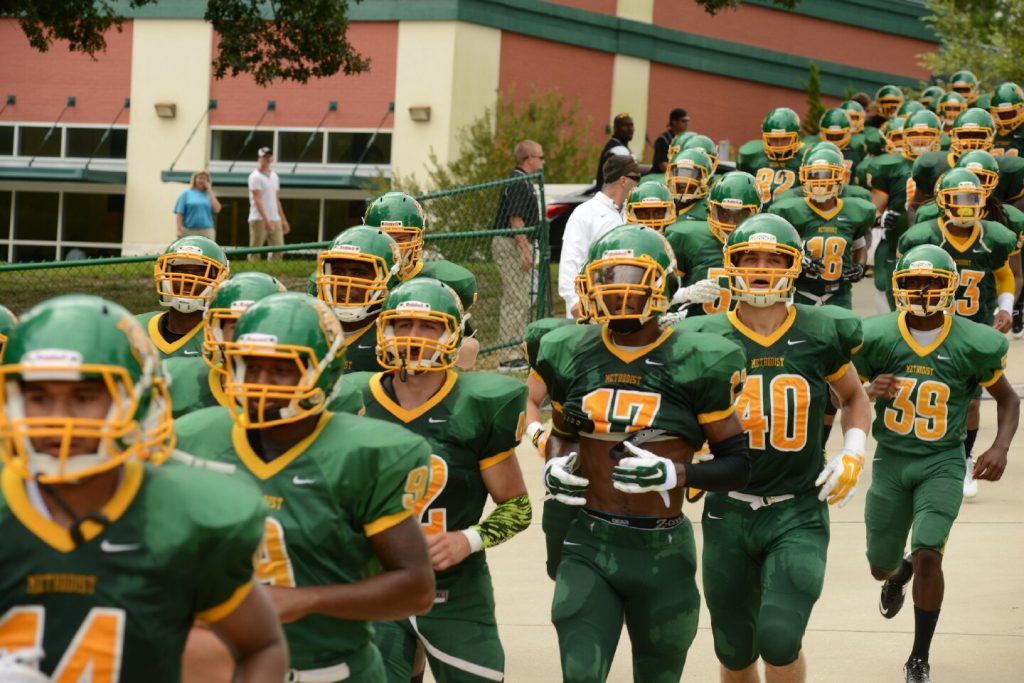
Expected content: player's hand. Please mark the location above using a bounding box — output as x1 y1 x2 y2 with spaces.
693 448 714 463
671 278 719 305
265 586 314 624
815 448 864 507
993 310 1012 333
611 441 678 507
877 209 900 231
866 374 899 400
544 452 589 506
842 263 867 283
801 254 826 277
427 531 472 571
973 445 1008 481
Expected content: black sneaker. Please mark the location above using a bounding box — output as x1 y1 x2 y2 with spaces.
904 657 931 683
1014 308 1024 339
498 359 529 373
880 554 913 619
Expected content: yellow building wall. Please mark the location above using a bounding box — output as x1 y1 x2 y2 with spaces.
391 21 501 183
611 1 653 160
122 19 213 254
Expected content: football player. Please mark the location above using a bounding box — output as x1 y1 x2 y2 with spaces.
665 171 762 319
909 108 997 214
840 99 884 157
949 69 989 109
681 134 721 176
814 108 868 181
870 85 906 127
174 292 435 681
350 278 530 683
0 304 17 362
677 214 871 683
776 142 873 203
363 191 482 368
935 91 968 134
136 235 229 359
855 245 1018 683
989 81 1024 156
770 146 876 309
919 85 945 111
0 294 288 681
625 181 675 232
537 224 751 681
736 107 805 210
898 169 1019 499
666 147 714 220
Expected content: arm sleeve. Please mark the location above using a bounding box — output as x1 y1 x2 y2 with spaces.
558 210 587 312
683 431 750 492
473 494 531 549
825 311 863 382
995 261 1015 296
691 342 746 426
359 433 432 537
976 331 1010 387
851 328 876 382
174 191 187 215
479 383 529 469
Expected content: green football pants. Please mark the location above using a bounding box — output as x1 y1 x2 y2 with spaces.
865 445 965 572
376 615 504 683
542 498 580 580
701 491 829 671
551 513 700 683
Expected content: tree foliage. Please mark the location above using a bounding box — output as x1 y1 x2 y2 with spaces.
919 0 1024 85
8 0 368 85
801 62 825 135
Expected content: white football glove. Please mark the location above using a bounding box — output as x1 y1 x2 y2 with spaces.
0 648 49 683
611 441 677 507
671 278 720 306
544 452 589 506
815 448 864 508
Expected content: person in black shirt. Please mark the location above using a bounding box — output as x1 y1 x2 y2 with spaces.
652 107 690 173
594 113 650 188
493 140 544 372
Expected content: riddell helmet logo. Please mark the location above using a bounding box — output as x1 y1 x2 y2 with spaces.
397 301 431 312
175 245 204 255
21 349 83 367
380 220 404 227
237 333 277 346
331 245 362 254
640 197 662 204
909 261 934 271
749 233 778 244
229 299 256 312
602 248 634 258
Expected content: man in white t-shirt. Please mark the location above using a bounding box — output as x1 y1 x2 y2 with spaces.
247 147 290 261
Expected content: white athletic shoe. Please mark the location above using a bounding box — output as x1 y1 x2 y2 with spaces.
963 458 978 499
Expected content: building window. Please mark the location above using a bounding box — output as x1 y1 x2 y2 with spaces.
63 193 125 243
0 127 13 156
327 132 392 164
0 190 125 263
278 131 324 164
0 125 127 159
17 126 61 158
210 130 274 162
66 128 129 159
209 128 391 165
14 191 59 241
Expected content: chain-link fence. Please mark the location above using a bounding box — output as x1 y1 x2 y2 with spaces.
0 173 552 368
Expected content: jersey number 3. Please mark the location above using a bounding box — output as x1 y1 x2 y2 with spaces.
0 605 125 682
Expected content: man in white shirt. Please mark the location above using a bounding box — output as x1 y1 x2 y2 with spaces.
559 155 642 317
247 147 290 261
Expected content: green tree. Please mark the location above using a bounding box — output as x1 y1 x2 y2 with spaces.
802 62 825 135
919 0 1024 85
7 0 368 85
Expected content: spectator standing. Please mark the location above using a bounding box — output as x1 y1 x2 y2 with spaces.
247 146 290 261
493 140 544 372
173 170 221 240
560 155 642 317
652 107 690 173
594 113 650 188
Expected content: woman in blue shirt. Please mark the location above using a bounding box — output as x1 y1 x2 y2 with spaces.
174 171 221 240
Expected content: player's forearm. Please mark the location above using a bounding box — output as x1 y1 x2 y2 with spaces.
467 494 531 550
302 566 435 620
993 393 1021 451
839 389 872 435
679 432 750 491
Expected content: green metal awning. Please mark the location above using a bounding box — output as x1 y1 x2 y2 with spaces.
161 170 366 189
0 167 127 184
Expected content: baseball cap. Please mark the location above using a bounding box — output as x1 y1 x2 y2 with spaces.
603 154 650 183
258 147 273 157
670 108 689 121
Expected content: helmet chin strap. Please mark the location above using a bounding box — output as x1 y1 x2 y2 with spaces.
35 478 111 548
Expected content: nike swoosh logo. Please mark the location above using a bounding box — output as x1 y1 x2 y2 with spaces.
645 358 664 366
356 344 374 350
427 417 447 424
787 339 806 346
880 604 891 615
292 476 317 486
182 350 199 356
937 355 951 360
563 541 581 546
706 513 722 520
101 540 141 553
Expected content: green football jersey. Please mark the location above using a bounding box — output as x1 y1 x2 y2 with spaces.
676 196 709 222
735 140 804 210
535 323 745 450
911 151 955 201
993 127 1024 157
769 196 874 301
863 126 885 156
352 371 526 617
0 460 265 682
996 154 1024 203
678 305 863 496
174 407 432 671
854 312 1008 455
134 311 204 359
663 220 730 317
865 153 915 216
341 321 385 373
165 355 227 418
524 317 577 369
897 219 1018 324
777 183 873 203
915 201 1024 246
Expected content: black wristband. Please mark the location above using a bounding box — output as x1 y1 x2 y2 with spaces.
684 432 751 492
